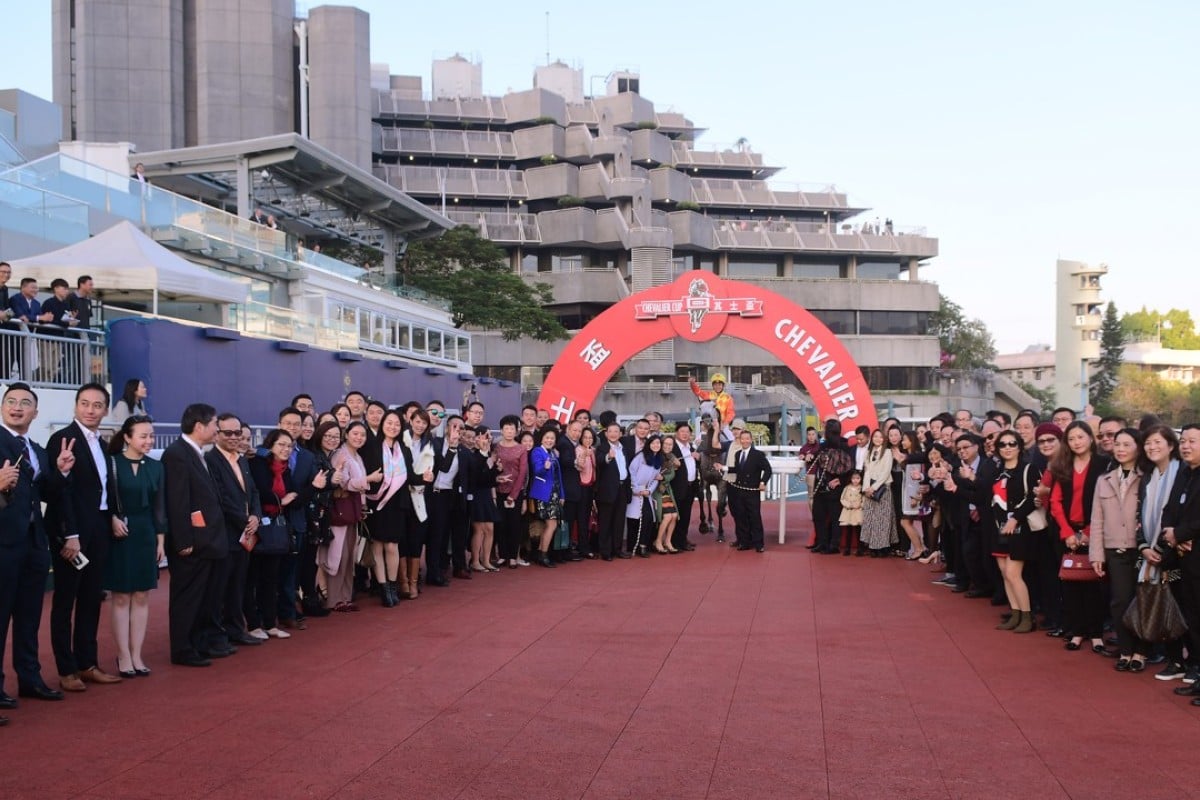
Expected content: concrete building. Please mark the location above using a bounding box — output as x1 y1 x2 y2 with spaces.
999 341 1200 392
49 2 945 418
995 345 1055 393
1054 259 1106 409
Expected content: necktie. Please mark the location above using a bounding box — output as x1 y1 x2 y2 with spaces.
14 435 30 475
739 449 746 467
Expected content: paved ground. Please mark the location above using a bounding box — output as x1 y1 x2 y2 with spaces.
4 511 1198 799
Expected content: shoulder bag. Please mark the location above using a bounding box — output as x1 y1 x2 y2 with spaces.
1059 548 1100 582
255 494 291 555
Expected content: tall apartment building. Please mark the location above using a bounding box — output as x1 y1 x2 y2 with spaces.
1054 258 1106 409
50 2 942 408
372 58 941 397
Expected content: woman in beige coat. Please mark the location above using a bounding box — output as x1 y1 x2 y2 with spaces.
1089 428 1145 671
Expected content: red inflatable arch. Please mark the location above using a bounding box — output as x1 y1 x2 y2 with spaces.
537 270 879 432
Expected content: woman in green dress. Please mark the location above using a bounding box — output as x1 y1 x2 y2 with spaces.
104 415 165 677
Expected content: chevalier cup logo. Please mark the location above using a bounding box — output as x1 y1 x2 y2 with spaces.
633 277 763 334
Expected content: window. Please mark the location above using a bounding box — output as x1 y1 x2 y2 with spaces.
1033 369 1044 381
859 311 930 336
727 257 780 278
521 253 538 273
791 262 840 279
810 309 856 335
857 262 901 280
1016 370 1024 380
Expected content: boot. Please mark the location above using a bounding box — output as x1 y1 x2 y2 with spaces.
996 609 1021 631
381 581 397 608
1013 610 1035 633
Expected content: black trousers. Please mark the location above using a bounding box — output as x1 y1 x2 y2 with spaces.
729 486 764 548
1033 530 1064 626
625 503 655 552
201 549 232 651
1106 549 1144 655
496 501 525 560
168 554 215 659
576 485 595 556
672 479 696 550
426 488 463 579
812 492 841 551
245 553 282 631
221 543 250 637
1175 574 1200 667
0 528 51 689
596 499 625 558
1062 578 1106 639
961 520 992 593
50 531 109 676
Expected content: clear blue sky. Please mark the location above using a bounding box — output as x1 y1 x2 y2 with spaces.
2 0 1196 352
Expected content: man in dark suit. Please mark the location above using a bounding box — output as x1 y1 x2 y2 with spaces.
0 383 72 717
162 403 225 667
1161 424 1200 699
594 421 632 560
205 413 262 648
45 382 121 692
427 415 467 585
0 261 16 380
671 422 700 552
621 418 650 463
946 433 998 598
725 430 773 552
556 420 584 562
273 407 324 629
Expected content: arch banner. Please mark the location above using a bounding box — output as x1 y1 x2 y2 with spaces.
537 271 878 432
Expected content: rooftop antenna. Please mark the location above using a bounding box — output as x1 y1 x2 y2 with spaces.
545 11 550 65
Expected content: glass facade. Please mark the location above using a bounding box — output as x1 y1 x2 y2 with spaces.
332 302 469 365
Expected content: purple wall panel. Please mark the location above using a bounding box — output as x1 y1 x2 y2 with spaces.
108 318 519 427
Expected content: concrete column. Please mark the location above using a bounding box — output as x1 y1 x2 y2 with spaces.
907 257 919 282
236 156 251 217
845 255 857 279
782 253 794 276
717 252 729 276
381 228 396 281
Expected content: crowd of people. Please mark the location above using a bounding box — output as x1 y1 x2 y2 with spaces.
0 382 779 727
3 377 1197 728
804 406 1200 695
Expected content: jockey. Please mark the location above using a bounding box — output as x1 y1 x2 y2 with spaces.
690 373 736 441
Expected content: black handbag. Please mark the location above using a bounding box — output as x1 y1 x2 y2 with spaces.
255 494 291 555
868 484 887 502
1123 580 1188 643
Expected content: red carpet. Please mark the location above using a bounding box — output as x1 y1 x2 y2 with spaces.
3 507 1196 799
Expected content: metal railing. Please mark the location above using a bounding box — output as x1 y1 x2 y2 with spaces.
377 127 517 159
670 142 768 169
444 209 541 243
0 324 107 389
374 164 526 199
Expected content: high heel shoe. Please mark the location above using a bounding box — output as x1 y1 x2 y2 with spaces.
471 564 487 572
918 550 941 565
665 545 679 554
116 659 137 679
653 545 669 554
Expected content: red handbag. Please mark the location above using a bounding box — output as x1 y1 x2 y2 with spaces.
1059 550 1100 582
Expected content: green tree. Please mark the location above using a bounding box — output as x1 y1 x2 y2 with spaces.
1109 364 1200 428
931 294 997 370
1090 301 1124 411
1016 380 1056 417
403 225 568 342
1120 307 1200 349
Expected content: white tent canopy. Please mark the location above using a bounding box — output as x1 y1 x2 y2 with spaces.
8 220 248 309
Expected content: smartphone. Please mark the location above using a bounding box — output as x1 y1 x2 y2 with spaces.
71 552 90 570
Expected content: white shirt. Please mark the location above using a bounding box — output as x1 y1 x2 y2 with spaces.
2 423 38 479
611 444 628 481
433 441 459 490
855 444 868 471
181 434 209 471
678 441 697 481
76 419 108 511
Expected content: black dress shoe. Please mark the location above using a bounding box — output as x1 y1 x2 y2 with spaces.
602 555 614 561
1064 641 1082 651
426 578 450 587
756 546 765 553
202 646 236 659
617 552 632 559
19 683 64 701
1095 644 1117 656
0 715 7 726
231 632 263 646
736 544 752 551
568 553 584 562
0 692 16 710
716 536 725 543
1173 683 1200 696
684 544 696 551
951 586 970 594
171 653 212 668
965 590 990 599
1045 628 1065 638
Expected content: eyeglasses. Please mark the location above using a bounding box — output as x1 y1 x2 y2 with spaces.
997 441 1020 449
1037 437 1059 445
427 409 446 418
1097 432 1116 440
955 444 975 452
985 434 997 441
2 397 35 409
217 429 241 436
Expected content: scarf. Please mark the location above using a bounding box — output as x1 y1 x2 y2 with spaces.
404 429 435 522
1139 459 1180 581
369 440 408 511
265 458 286 514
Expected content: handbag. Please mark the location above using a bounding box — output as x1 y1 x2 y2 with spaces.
330 489 363 526
868 484 887 502
1123 579 1188 643
1058 550 1100 582
1023 466 1048 531
255 493 291 555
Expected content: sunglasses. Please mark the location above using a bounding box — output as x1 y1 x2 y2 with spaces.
216 429 241 436
427 409 446 418
997 441 1021 449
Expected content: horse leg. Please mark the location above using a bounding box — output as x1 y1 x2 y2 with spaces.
716 483 728 540
698 480 711 533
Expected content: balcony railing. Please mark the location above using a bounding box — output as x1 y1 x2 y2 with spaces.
444 209 541 243
691 177 852 210
377 126 516 159
374 91 508 123
0 325 106 389
671 142 768 169
374 164 526 199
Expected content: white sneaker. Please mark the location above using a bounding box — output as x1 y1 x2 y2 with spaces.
516 558 531 567
266 627 291 639
248 628 269 640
